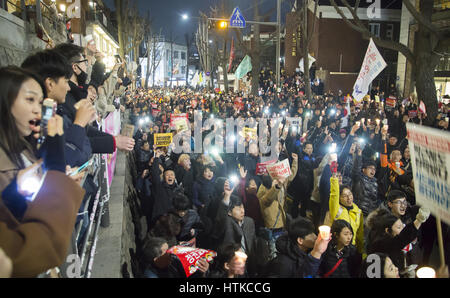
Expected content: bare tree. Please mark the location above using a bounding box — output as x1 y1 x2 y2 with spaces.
233 0 279 96
145 29 163 88
329 0 450 125
195 12 211 90
293 0 318 101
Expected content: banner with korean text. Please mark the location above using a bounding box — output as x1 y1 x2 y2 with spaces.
407 123 450 224
352 38 387 102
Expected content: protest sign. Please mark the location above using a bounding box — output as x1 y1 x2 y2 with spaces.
154 133 173 147
407 123 450 225
386 96 396 108
255 159 277 175
167 246 217 278
243 127 257 141
265 159 292 180
122 124 135 138
170 113 189 131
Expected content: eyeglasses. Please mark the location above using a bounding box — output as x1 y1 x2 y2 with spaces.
75 59 88 65
392 200 408 207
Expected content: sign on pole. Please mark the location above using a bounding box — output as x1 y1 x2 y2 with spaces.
407 123 450 224
229 7 246 28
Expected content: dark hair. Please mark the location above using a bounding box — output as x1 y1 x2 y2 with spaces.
150 213 181 243
172 192 191 211
228 195 243 213
367 211 400 247
0 66 46 168
387 190 406 202
52 43 85 64
141 236 168 264
21 49 72 82
286 216 315 244
339 184 352 197
214 242 242 271
330 220 353 246
360 252 390 278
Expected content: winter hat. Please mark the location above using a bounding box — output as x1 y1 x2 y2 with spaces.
362 159 377 169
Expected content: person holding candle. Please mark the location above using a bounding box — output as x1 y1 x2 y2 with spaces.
318 220 362 278
328 172 365 255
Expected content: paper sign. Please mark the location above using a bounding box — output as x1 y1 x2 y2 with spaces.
408 110 418 118
255 159 277 175
154 133 173 147
243 127 257 141
407 123 450 225
167 246 217 278
122 124 135 138
170 113 189 131
265 159 292 180
386 96 396 108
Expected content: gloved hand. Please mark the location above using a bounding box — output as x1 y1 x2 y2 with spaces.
416 207 431 223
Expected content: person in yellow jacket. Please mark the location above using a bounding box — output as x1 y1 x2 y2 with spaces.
329 172 365 255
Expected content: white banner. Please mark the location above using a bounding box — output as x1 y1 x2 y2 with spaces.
266 159 292 180
352 38 387 102
407 123 450 225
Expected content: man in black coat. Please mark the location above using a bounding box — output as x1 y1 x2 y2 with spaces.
288 142 318 218
265 216 330 278
53 43 135 154
150 148 180 225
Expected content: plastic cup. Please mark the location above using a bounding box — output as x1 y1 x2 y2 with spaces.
319 225 331 240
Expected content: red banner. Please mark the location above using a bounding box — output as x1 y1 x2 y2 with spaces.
170 113 190 131
386 96 396 108
167 246 217 278
408 110 418 118
255 159 277 175
234 97 244 111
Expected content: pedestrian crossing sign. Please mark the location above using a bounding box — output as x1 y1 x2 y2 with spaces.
230 7 246 28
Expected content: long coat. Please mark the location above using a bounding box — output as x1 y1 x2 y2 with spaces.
0 171 84 277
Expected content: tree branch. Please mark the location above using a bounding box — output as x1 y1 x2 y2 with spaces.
402 0 441 38
330 0 415 63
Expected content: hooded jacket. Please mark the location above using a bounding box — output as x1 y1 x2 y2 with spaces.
352 154 380 217
265 234 321 278
329 177 365 255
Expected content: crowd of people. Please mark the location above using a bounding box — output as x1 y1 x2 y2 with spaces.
0 39 135 277
1 37 450 278
128 68 450 278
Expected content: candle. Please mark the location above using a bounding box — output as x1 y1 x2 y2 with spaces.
319 225 331 240
416 267 435 278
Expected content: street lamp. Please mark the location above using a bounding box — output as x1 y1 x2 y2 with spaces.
182 14 188 20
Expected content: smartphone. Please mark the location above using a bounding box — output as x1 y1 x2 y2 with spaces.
39 98 57 143
70 160 91 176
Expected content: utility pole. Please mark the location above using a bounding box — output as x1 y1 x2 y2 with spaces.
276 0 281 89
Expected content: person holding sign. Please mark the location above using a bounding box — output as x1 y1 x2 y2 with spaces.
257 153 298 259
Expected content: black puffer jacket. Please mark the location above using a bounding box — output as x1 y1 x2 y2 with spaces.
264 234 321 278
352 155 380 217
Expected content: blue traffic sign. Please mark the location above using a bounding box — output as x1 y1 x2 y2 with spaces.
229 7 246 28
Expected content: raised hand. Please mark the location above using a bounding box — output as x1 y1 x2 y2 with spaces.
239 166 248 179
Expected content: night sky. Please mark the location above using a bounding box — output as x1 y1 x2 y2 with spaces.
103 0 295 44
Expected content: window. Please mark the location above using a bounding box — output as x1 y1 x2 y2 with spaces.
181 66 186 74
386 24 394 40
181 52 186 60
174 51 179 59
369 23 380 37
